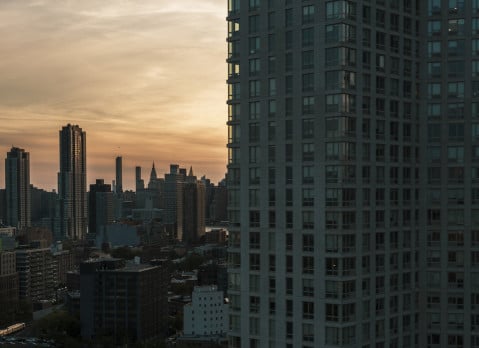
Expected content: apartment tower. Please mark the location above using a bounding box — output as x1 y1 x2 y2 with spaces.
420 1 479 347
5 147 31 230
57 124 87 240
227 0 479 347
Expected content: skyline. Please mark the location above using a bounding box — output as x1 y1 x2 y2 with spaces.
0 0 227 190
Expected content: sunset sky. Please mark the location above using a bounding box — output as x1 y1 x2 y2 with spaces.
0 0 227 191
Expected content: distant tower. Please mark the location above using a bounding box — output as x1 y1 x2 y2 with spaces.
57 124 87 240
182 167 205 245
135 166 144 192
115 156 123 194
150 162 158 183
88 179 113 235
5 147 31 229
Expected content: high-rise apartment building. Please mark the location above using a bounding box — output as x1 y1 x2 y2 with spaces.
57 124 87 240
5 147 31 230
420 2 479 347
226 1 479 347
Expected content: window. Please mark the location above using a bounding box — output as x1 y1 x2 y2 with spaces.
428 103 441 118
302 73 314 92
303 165 314 184
249 0 260 10
449 123 464 140
249 58 260 76
428 20 441 35
428 62 441 77
249 80 260 97
428 83 441 98
250 253 260 270
326 1 356 20
249 15 260 33
303 211 314 229
428 0 441 15
326 94 355 113
448 40 465 56
448 19 465 35
303 256 314 274
302 28 314 47
302 5 314 23
248 38 261 57
303 278 314 297
303 234 314 251
474 39 479 56
326 23 356 44
448 146 464 162
428 41 441 57
303 96 315 114
302 50 314 69
303 143 314 161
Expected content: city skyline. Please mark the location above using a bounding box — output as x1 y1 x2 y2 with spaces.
0 0 227 190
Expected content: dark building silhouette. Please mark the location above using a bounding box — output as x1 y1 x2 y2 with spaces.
164 164 185 240
80 258 168 342
115 156 123 194
30 186 57 232
0 189 5 224
5 147 30 230
88 179 113 235
211 183 227 224
182 168 205 245
0 251 19 327
146 162 164 210
15 248 56 301
135 166 144 192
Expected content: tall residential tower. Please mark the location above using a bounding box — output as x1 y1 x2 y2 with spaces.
57 124 87 240
223 0 479 346
5 147 31 230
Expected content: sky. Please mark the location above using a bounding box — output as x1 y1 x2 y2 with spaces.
0 0 227 191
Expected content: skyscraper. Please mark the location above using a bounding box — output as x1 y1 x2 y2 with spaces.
164 164 185 240
224 1 479 347
135 166 144 192
57 124 87 240
421 2 479 347
182 167 206 245
115 156 123 194
5 147 30 230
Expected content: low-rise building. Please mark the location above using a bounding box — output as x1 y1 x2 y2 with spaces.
183 285 228 337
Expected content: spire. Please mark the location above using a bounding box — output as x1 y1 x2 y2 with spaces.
188 166 194 177
150 161 157 181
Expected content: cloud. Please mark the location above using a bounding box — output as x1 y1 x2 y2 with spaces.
0 0 227 189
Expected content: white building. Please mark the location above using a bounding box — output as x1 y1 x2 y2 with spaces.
183 285 228 337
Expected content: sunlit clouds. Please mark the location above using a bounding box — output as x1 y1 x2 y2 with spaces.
0 0 227 190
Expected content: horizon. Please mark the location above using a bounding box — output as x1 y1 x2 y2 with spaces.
0 0 227 190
